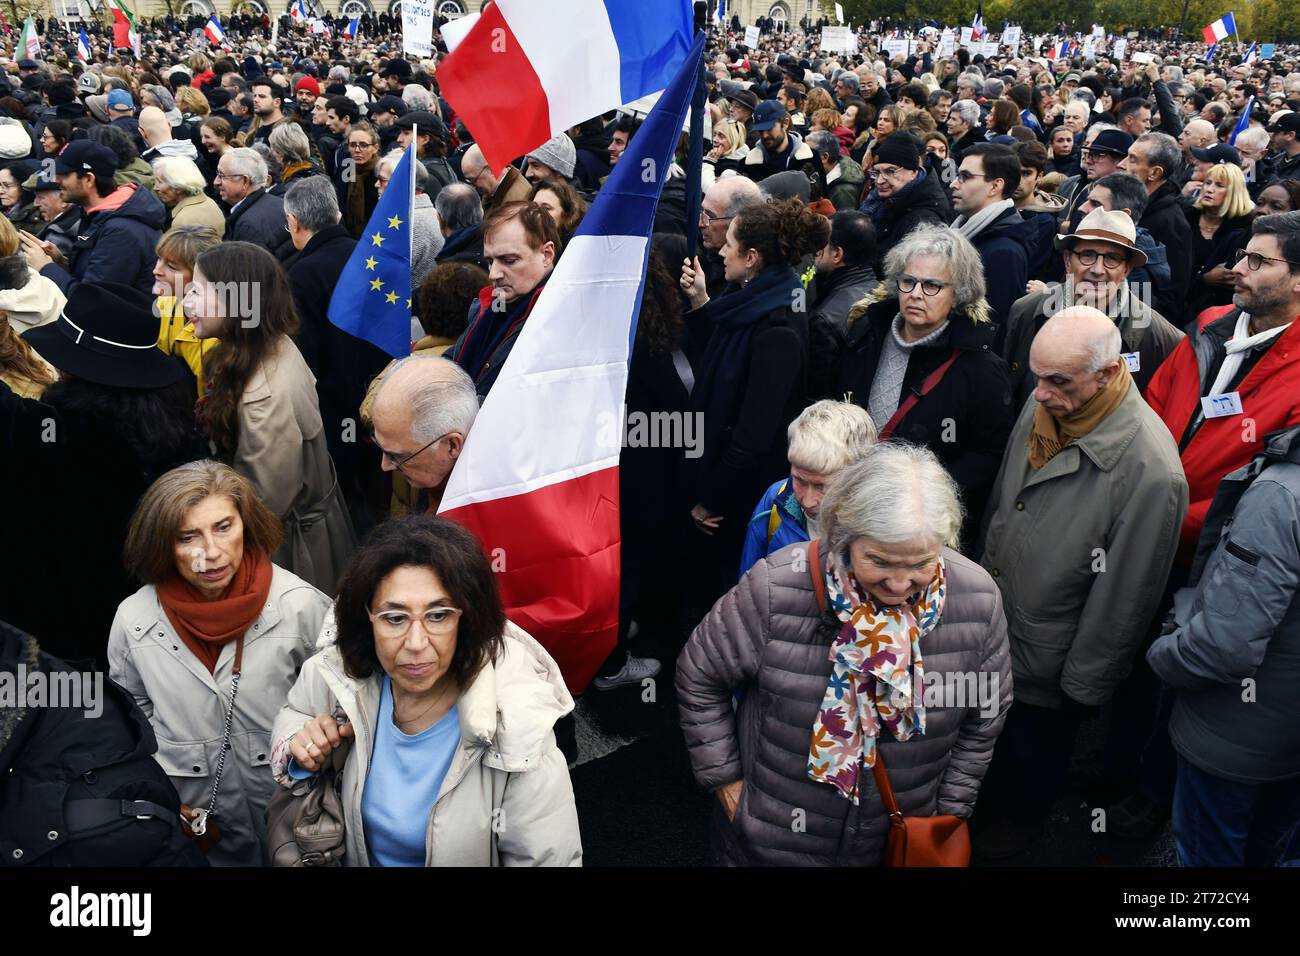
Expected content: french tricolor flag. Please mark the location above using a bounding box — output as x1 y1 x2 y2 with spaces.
76 28 90 63
344 16 360 40
204 15 232 51
1202 12 1237 44
440 31 705 694
437 0 695 174
291 0 307 23
1243 41 1257 65
1047 39 1068 60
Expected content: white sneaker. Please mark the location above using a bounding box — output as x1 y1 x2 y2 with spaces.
592 655 661 690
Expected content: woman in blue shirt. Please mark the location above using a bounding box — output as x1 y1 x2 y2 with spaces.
271 515 582 866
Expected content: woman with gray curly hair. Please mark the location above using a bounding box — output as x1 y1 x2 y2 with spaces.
677 442 1011 866
838 223 1016 546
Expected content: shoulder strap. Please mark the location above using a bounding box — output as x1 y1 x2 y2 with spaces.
808 539 826 612
880 348 962 440
765 480 788 546
870 754 901 816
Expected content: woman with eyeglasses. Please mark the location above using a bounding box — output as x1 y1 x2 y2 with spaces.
270 514 582 866
678 198 830 603
1185 163 1255 323
108 461 331 866
837 224 1016 548
342 122 381 239
183 241 356 594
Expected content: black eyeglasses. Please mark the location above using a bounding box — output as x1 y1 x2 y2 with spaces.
1233 248 1300 271
954 169 989 183
1071 249 1130 268
373 431 451 472
699 208 733 224
894 274 950 296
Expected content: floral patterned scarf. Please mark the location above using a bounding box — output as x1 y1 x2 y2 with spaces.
806 554 946 803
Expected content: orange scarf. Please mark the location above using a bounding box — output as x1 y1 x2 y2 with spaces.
158 550 273 674
1027 363 1131 470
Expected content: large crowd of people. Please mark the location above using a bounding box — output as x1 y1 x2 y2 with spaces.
1 11 1299 869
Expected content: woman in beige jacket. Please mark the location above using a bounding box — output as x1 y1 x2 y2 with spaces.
108 461 331 867
154 156 226 238
270 515 581 867
184 241 355 594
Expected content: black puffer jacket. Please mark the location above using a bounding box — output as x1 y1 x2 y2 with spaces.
0 621 208 867
860 167 954 274
677 545 1011 866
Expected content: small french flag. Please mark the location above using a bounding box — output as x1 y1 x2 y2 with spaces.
1230 95 1255 144
204 15 232 51
1243 41 1257 65
291 0 307 23
344 16 360 40
76 28 90 63
1202 12 1237 45
1047 39 1068 60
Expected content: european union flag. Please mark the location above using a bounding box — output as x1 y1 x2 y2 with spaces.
326 145 414 358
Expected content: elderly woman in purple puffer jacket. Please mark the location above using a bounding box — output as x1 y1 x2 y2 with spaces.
676 442 1012 866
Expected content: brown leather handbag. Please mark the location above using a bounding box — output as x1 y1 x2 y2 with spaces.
806 539 971 867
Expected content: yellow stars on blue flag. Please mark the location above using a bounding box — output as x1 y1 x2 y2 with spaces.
326 145 417 358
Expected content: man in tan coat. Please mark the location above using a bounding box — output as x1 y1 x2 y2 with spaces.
975 306 1187 857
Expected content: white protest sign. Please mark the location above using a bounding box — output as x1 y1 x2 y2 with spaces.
1092 23 1105 39
820 26 857 54
960 26 974 46
401 0 435 57
982 41 998 57
1112 38 1127 60
883 38 910 61
834 2 844 24
1083 37 1095 59
939 38 955 57
1002 26 1021 47
744 25 760 48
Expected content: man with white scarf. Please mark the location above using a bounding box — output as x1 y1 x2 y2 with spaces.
950 143 1035 351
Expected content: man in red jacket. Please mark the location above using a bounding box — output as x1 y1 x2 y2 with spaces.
1107 211 1300 837
1146 212 1300 569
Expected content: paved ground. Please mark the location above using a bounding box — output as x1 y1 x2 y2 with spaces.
568 664 1175 867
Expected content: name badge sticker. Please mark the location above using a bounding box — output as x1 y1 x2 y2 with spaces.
1122 352 1141 373
1201 392 1244 419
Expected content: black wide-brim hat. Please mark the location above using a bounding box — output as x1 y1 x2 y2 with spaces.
24 282 185 390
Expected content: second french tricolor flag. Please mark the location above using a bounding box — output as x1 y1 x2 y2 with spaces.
440 32 706 694
438 0 695 173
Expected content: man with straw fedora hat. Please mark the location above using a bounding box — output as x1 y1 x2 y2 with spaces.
1003 207 1185 407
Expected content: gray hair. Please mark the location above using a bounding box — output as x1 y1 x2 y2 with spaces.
1092 172 1149 220
1085 321 1123 372
379 147 430 192
884 223 986 312
328 65 349 83
379 355 480 441
951 99 981 126
1236 125 1270 153
284 176 340 233
402 84 434 111
837 72 860 92
1164 65 1185 84
787 400 877 475
709 174 764 217
956 72 983 93
983 78 1004 100
1069 88 1096 107
223 146 268 187
1136 131 1182 182
152 156 206 196
805 130 841 162
820 444 964 560
142 83 176 113
268 121 311 164
435 182 483 232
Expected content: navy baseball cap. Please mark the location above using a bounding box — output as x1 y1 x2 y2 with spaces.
1190 143 1241 165
749 100 787 132
54 141 119 179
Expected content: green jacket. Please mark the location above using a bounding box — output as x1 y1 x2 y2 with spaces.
980 382 1188 708
826 156 865 211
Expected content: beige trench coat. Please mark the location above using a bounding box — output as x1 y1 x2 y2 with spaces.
234 335 355 594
